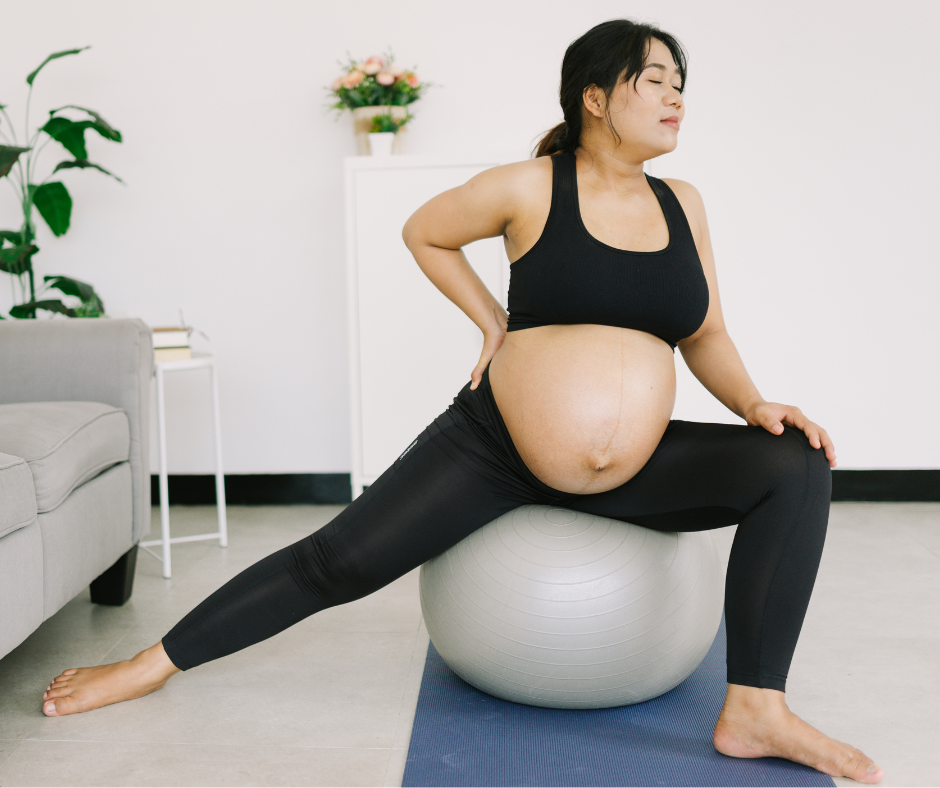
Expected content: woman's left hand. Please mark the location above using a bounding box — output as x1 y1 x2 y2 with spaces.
743 401 837 468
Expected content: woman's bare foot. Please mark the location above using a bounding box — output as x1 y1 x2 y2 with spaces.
41 641 181 716
713 683 884 784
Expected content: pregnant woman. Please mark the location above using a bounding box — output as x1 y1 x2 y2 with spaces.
40 18 883 784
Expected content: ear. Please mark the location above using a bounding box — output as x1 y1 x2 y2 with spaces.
582 85 605 119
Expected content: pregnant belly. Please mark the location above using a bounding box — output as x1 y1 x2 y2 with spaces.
488 325 677 495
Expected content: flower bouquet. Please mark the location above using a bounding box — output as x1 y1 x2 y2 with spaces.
326 48 434 155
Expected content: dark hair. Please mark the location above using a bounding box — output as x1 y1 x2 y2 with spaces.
533 19 688 158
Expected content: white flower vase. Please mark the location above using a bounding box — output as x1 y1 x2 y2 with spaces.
351 105 409 155
368 132 396 156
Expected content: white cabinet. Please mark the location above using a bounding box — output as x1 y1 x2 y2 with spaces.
345 152 520 497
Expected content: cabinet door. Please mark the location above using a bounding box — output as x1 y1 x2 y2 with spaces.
354 164 505 480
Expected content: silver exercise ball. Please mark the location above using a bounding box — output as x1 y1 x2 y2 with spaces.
419 504 724 709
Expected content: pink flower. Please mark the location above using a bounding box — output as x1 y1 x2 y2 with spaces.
406 72 419 88
388 65 404 77
376 71 395 86
332 76 344 91
362 56 384 75
344 70 364 88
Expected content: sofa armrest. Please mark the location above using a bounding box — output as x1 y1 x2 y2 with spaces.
0 318 153 544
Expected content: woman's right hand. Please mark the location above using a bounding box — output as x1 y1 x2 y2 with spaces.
470 323 507 391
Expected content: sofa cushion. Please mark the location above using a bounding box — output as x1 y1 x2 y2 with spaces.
0 451 37 538
0 402 130 514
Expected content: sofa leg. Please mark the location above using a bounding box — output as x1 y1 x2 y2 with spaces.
90 544 139 606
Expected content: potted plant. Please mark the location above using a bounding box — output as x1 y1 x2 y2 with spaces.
368 109 412 156
326 48 433 155
0 46 123 319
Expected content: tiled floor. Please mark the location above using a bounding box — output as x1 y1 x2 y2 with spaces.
0 502 937 786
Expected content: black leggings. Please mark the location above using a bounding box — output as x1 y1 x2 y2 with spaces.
162 363 831 693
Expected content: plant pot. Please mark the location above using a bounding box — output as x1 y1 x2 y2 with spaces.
368 132 396 156
351 105 409 155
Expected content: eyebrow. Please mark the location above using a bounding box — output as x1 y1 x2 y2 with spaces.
644 63 682 79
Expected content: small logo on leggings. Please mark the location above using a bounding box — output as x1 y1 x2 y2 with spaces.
398 438 418 462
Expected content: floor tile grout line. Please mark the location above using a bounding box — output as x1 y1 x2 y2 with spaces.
389 628 426 737
0 738 26 771
95 626 134 666
385 627 428 760
911 537 940 562
381 745 397 788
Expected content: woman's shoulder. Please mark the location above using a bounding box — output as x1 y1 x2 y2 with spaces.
473 156 554 232
478 156 554 198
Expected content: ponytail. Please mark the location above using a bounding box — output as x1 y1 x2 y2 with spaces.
533 120 576 158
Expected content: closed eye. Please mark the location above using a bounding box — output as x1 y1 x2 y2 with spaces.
650 80 683 93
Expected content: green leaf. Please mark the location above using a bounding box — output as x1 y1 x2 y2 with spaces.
26 47 91 86
48 106 121 142
0 145 31 178
44 275 94 301
41 117 88 159
0 231 20 243
0 243 38 275
40 116 121 159
30 182 72 236
52 158 125 183
43 275 106 316
10 300 77 318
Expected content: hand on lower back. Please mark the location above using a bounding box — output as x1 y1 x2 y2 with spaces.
470 328 506 390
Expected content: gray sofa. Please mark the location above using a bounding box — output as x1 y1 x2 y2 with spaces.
0 317 152 660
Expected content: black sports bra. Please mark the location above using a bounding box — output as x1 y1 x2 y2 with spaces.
506 150 709 350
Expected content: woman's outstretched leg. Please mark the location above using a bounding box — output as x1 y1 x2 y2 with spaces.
564 419 881 783
42 409 542 716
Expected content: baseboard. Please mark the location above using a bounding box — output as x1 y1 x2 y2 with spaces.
151 470 939 506
150 474 351 505
830 469 939 502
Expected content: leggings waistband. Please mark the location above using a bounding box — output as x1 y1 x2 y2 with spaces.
440 362 570 501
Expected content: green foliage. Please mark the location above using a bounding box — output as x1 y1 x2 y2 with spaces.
10 299 76 318
0 145 30 178
0 46 120 319
43 275 105 316
29 182 72 236
40 114 122 159
369 110 412 133
26 47 90 86
0 243 39 275
52 158 124 182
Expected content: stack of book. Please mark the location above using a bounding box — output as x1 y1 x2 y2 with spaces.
153 327 192 362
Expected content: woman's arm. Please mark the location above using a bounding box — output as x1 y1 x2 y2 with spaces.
402 163 522 389
669 179 837 467
678 328 763 420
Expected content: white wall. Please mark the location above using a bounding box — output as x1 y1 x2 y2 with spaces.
1 0 936 472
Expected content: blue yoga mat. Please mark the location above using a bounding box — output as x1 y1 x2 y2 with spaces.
402 612 835 787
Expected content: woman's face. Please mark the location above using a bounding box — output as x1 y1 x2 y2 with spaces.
585 37 685 160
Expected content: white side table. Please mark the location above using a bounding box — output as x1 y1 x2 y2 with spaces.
140 350 228 578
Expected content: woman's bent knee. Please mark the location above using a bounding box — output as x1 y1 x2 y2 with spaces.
745 424 831 510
